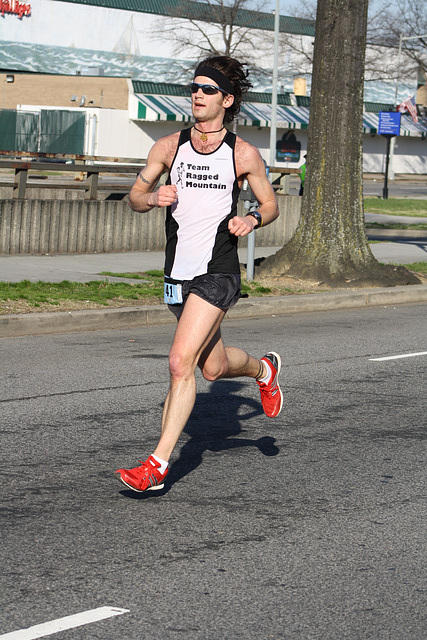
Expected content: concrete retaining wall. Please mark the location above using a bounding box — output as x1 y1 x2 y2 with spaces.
0 195 301 255
0 186 130 201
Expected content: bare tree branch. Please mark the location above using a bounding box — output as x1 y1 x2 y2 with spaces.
152 0 269 64
282 0 426 81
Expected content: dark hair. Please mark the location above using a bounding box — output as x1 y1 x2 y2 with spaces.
195 56 252 124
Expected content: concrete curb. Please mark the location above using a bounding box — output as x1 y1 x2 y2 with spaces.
1 284 427 338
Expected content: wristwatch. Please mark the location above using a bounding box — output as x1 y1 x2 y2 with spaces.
247 210 263 228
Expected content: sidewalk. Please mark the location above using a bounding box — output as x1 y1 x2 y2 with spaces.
0 241 426 284
1 212 426 284
364 213 427 226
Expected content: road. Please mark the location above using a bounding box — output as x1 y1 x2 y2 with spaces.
13 173 426 199
1 305 426 639
282 176 427 199
363 179 427 199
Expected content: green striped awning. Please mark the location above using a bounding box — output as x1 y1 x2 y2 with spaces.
135 95 193 122
238 102 310 129
132 93 427 136
133 94 311 128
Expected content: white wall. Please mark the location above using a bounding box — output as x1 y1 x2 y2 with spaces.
95 113 309 168
391 136 427 174
363 134 427 174
95 110 187 159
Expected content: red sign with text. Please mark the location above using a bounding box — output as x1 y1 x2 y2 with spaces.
1 0 31 17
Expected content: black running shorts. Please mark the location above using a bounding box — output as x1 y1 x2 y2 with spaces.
167 272 241 318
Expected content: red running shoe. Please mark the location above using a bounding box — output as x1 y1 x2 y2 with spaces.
257 352 283 418
115 455 168 492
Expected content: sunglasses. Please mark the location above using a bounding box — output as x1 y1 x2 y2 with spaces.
190 82 228 96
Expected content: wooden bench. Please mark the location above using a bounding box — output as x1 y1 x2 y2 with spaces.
0 158 301 199
268 166 302 194
0 159 144 200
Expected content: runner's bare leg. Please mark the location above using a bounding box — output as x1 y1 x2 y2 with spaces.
154 293 262 461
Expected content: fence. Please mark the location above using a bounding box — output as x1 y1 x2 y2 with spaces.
0 110 85 155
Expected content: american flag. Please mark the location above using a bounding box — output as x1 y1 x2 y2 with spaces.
397 95 418 124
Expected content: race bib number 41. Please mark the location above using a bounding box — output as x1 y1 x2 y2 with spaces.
164 280 183 305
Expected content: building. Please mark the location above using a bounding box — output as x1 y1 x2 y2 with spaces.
1 0 426 174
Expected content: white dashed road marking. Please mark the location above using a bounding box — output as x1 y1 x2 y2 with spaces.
369 351 427 362
0 606 129 640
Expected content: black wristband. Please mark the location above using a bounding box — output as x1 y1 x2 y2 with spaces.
247 210 263 228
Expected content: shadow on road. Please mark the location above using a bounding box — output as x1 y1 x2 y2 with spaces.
119 380 279 500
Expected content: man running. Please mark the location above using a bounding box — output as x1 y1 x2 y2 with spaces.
115 56 282 493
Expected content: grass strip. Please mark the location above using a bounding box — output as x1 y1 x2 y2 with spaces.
392 261 427 274
0 275 164 308
364 198 427 217
0 263 425 310
0 272 302 310
99 269 163 280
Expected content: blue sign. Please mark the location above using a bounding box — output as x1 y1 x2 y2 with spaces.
378 111 401 136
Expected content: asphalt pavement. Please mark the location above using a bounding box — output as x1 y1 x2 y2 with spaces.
362 180 427 199
1 306 426 639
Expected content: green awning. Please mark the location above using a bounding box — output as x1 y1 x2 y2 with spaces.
133 94 310 128
134 95 193 122
132 93 427 137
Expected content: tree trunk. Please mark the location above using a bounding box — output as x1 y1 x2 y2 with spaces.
258 0 419 287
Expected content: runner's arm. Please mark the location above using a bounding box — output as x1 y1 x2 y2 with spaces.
229 143 279 237
129 139 178 212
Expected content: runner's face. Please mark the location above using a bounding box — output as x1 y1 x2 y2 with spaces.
191 75 234 123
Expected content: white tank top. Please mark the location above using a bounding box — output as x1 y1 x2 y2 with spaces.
165 128 240 280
